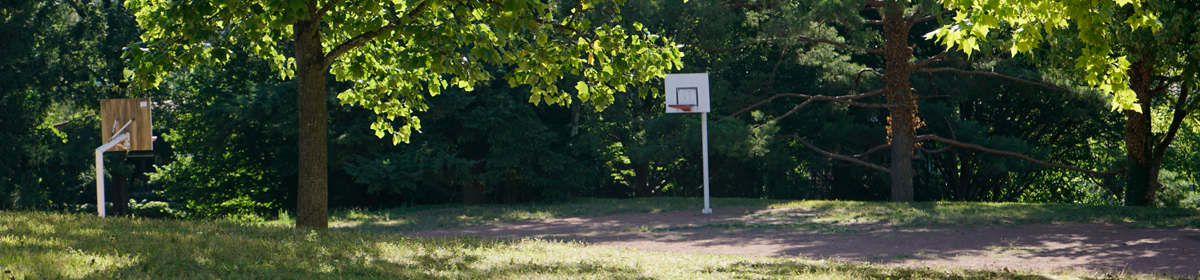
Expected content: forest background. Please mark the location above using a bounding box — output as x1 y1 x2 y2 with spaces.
2 0 1198 219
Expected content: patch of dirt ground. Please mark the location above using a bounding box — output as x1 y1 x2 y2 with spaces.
409 208 1200 277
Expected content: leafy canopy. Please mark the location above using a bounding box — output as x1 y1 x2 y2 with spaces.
930 0 1161 112
125 0 683 143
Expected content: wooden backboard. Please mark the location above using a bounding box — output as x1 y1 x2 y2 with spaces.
100 98 153 151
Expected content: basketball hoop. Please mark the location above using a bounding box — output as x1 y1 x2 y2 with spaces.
668 104 693 112
96 98 154 217
664 73 713 214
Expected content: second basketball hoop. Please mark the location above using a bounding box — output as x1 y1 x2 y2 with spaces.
664 73 709 113
664 73 713 214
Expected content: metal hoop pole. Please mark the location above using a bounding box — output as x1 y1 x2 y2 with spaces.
95 132 131 217
702 112 711 214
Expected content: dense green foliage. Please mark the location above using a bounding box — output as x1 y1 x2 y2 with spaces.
0 0 140 210
2 0 1198 216
124 0 682 144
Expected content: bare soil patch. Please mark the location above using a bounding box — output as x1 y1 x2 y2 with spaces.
409 208 1200 277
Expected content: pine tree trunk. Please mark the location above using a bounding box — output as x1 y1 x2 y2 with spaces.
882 1 916 202
294 19 329 229
1123 60 1158 206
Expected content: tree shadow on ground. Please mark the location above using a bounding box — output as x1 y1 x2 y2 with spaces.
1 212 658 279
707 260 1057 280
402 207 1200 278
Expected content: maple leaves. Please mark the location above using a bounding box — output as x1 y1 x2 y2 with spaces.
932 0 1160 112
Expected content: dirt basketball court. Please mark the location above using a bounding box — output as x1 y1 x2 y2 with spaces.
410 208 1200 277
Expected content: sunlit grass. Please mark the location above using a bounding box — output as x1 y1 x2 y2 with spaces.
306 198 1200 232
2 210 1191 279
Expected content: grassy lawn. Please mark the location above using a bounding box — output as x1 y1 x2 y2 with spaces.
3 199 1198 279
304 197 1200 232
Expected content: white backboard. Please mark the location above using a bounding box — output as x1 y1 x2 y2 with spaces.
665 73 710 113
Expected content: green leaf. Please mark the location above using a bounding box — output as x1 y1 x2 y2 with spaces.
961 37 977 57
575 81 590 100
529 92 543 105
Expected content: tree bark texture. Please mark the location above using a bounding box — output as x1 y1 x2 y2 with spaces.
294 19 329 229
1123 59 1158 206
882 1 916 202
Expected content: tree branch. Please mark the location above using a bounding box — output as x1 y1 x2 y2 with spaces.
65 0 88 19
684 38 778 53
914 135 1121 175
904 5 922 23
794 36 883 54
763 45 790 92
724 89 888 121
916 67 1070 93
854 143 890 158
906 14 938 26
773 98 816 121
324 1 429 68
1085 175 1125 190
1153 82 1189 162
855 68 881 87
779 134 891 173
910 51 949 69
315 0 344 19
907 9 951 27
917 145 954 155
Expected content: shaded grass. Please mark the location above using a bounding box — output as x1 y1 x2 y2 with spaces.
2 211 1192 279
310 198 1200 232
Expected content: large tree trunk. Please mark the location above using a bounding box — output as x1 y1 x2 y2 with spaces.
882 1 916 202
294 19 329 229
1123 59 1159 206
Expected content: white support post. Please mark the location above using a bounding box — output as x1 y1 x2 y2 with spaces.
702 112 711 214
95 132 130 218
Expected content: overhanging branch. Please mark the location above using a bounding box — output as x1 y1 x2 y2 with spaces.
910 51 949 69
779 134 891 173
916 67 1070 93
724 89 889 121
324 1 429 68
855 68 881 87
854 143 890 158
1154 82 1190 162
906 9 950 27
794 36 883 55
914 135 1121 175
315 0 345 18
1085 175 1124 190
916 145 954 155
684 38 779 53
